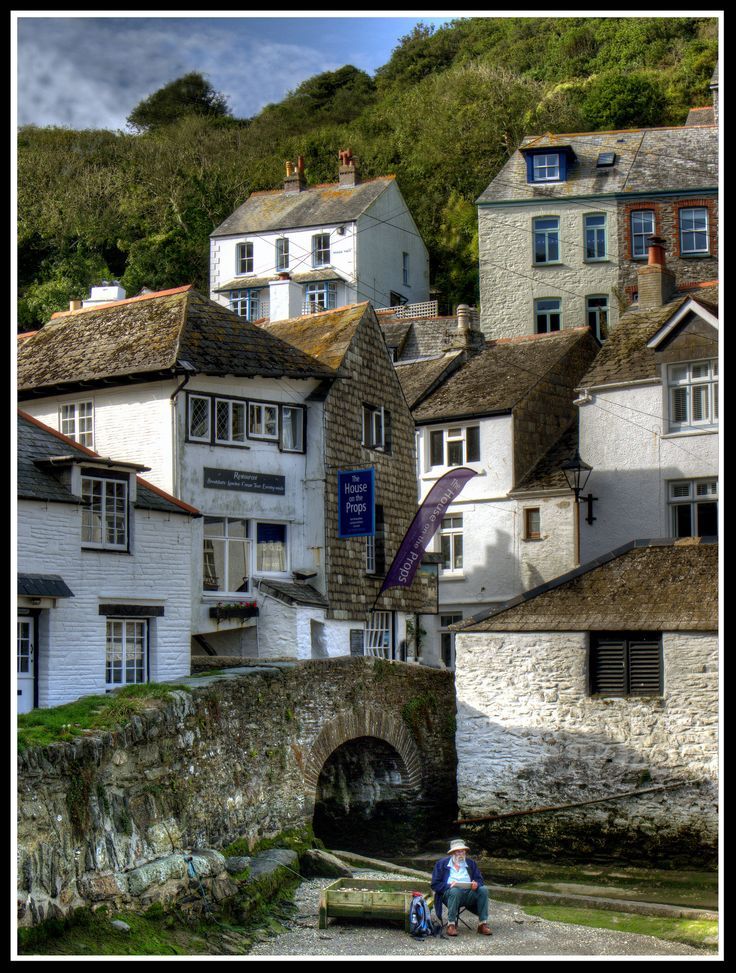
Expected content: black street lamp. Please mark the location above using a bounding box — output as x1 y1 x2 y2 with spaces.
560 450 597 564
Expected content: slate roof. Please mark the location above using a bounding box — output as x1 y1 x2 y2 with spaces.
412 327 593 423
214 268 345 294
18 574 74 599
510 420 579 494
455 538 718 633
17 411 199 517
261 302 371 371
17 287 335 398
477 126 718 204
394 353 465 410
578 286 718 389
379 313 465 360
686 106 715 126
256 579 329 608
211 177 396 236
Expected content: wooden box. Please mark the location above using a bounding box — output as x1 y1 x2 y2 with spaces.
318 878 434 931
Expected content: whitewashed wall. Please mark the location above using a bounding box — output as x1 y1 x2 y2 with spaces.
578 383 719 562
355 181 430 308
454 629 718 840
20 382 176 494
478 201 621 340
18 497 194 708
516 494 577 591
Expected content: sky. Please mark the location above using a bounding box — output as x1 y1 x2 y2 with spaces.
15 14 455 131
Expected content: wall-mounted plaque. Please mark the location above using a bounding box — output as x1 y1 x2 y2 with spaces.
203 467 285 495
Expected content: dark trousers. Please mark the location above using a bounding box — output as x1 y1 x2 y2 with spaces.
442 885 489 924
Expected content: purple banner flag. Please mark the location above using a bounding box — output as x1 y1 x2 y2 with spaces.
377 467 478 599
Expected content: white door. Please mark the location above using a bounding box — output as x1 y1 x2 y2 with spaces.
17 617 35 714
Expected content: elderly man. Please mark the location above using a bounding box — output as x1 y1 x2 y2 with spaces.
431 839 491 936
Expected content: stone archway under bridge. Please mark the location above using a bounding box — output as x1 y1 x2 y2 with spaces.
303 705 438 855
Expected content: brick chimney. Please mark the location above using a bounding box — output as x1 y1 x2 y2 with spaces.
338 149 360 187
284 155 307 193
637 236 676 310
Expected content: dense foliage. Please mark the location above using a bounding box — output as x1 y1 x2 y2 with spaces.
17 17 717 329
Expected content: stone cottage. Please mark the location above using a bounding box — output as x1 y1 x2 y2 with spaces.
17 411 199 709
452 537 718 866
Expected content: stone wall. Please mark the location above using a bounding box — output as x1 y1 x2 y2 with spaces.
17 658 456 925
454 631 718 866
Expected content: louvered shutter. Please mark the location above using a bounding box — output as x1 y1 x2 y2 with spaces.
628 639 662 695
590 637 626 695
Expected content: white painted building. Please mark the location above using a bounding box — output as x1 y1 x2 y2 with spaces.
209 153 430 322
17 412 197 710
17 286 337 662
575 257 719 563
391 316 600 668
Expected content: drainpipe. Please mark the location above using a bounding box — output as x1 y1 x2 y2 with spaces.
170 362 197 498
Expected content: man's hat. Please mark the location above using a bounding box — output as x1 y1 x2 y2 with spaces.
447 838 470 854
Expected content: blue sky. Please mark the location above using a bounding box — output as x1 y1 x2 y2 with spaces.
15 14 455 131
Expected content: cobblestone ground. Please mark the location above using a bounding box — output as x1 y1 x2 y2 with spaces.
249 871 708 958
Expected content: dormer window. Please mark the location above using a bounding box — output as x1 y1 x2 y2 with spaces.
81 472 129 550
532 153 560 182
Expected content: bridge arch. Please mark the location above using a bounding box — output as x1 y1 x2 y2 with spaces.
302 704 423 818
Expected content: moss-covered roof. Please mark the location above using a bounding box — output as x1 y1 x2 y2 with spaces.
211 177 396 236
456 539 718 633
394 353 464 410
578 286 718 389
412 328 594 423
17 287 335 397
262 303 371 371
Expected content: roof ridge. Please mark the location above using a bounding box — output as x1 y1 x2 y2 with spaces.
50 285 193 319
490 327 589 347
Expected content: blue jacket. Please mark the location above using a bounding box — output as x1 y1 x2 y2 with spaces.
431 855 485 920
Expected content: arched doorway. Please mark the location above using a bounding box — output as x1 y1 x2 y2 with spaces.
312 736 423 855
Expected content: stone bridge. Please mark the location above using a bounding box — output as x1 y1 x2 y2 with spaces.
17 657 457 923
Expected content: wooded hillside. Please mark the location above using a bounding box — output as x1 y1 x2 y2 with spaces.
17 16 718 329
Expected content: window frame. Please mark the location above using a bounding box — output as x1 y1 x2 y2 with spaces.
105 617 149 688
427 425 481 470
215 397 247 446
304 280 337 313
531 153 561 182
533 216 561 265
584 213 607 262
236 241 254 275
363 404 389 451
440 613 463 669
630 209 655 260
365 611 393 659
188 394 212 443
311 233 331 268
247 400 280 441
668 478 718 538
202 516 252 594
280 404 306 453
402 251 410 286
586 295 610 342
679 207 710 256
667 359 718 433
59 400 94 448
229 288 265 321
524 507 541 540
439 513 463 575
254 521 289 576
275 237 290 272
535 297 562 334
81 471 129 551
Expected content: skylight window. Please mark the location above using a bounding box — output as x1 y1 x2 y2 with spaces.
596 152 616 168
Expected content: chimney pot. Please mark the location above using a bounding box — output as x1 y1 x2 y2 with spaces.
284 156 307 193
647 235 667 266
69 300 83 312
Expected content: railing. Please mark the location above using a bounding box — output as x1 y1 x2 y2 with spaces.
376 300 439 319
302 301 337 315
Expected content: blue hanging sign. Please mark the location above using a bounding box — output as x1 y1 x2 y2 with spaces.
337 468 375 538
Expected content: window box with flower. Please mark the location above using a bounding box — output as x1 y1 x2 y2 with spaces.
209 601 259 621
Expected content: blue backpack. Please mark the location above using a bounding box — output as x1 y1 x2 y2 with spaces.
408 893 434 938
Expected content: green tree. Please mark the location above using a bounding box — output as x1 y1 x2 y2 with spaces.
126 72 231 132
581 71 667 130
